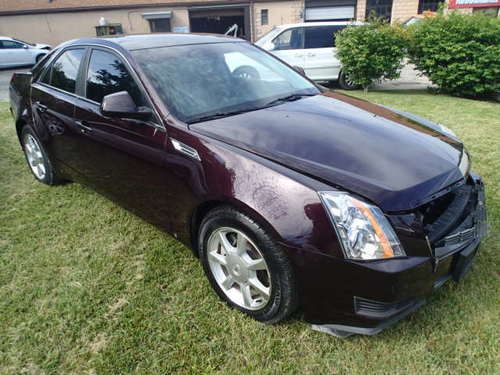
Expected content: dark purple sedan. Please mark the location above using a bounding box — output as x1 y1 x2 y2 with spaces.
9 34 487 337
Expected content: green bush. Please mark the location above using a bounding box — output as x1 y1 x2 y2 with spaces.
335 20 408 89
409 12 500 98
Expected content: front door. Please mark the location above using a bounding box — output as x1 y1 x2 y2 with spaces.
270 27 306 69
303 26 346 81
0 40 32 67
72 47 179 230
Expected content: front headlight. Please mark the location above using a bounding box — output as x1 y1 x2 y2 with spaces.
319 191 405 260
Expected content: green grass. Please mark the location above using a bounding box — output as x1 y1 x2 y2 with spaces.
0 91 499 375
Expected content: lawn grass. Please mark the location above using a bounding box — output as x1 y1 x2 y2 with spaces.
0 91 498 375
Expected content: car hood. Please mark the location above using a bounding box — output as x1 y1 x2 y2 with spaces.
34 43 50 49
190 92 466 211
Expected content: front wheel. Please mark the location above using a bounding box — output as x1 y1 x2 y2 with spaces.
338 70 360 90
198 207 298 323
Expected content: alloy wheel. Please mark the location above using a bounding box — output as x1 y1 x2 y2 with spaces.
23 134 46 180
207 227 271 310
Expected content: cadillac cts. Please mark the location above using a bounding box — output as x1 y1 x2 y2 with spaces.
9 34 487 337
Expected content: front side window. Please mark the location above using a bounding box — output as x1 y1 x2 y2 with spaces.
86 49 144 105
133 42 318 123
1 40 24 49
304 26 346 49
273 28 304 50
49 49 85 93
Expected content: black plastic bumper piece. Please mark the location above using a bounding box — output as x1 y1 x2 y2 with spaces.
312 299 426 338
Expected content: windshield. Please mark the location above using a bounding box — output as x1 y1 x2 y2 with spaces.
132 42 319 123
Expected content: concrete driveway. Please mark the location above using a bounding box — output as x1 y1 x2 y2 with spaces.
0 68 30 101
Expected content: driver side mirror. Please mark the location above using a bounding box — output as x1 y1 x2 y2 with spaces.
101 91 152 121
23 44 29 49
293 66 306 76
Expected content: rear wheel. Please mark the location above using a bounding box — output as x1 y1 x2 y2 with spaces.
198 206 298 323
338 70 360 90
21 125 64 185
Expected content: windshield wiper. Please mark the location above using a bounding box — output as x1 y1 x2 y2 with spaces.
187 109 255 124
262 93 316 108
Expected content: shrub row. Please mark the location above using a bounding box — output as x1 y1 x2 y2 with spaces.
335 12 500 98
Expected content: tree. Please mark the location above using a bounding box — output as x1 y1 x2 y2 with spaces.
335 20 408 90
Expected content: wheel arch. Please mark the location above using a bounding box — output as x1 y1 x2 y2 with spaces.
189 198 282 258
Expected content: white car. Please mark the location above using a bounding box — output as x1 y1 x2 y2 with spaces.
0 37 51 68
255 22 361 89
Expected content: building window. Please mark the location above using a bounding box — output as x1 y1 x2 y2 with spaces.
418 0 444 13
473 7 499 17
149 18 171 33
365 0 393 22
261 9 269 25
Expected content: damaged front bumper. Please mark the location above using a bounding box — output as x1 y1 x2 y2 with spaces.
304 175 488 338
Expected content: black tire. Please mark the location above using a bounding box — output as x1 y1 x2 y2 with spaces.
338 70 360 90
198 206 298 324
21 125 65 185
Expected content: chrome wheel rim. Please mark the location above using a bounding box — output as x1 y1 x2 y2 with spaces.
207 227 271 311
23 134 46 180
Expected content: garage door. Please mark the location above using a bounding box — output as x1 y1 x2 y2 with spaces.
305 0 357 21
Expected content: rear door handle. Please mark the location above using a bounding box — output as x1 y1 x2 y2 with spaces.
35 101 47 113
75 120 93 133
307 53 316 57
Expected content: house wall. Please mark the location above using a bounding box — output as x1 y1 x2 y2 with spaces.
253 1 304 40
0 6 190 46
391 0 419 22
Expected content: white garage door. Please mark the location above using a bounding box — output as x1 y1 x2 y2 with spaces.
305 6 355 21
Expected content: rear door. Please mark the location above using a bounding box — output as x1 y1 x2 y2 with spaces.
303 25 346 81
31 48 86 174
269 27 305 69
0 40 32 67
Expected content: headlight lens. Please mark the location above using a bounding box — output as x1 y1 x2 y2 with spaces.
319 191 405 260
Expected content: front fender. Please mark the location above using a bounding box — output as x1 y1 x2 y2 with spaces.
182 133 343 260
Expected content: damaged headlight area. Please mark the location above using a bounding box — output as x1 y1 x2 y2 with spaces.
319 191 405 260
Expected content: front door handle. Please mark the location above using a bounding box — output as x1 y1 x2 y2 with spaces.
35 101 47 113
75 120 93 133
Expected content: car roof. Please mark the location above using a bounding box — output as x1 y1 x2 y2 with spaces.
275 21 362 29
65 33 244 51
0 36 14 40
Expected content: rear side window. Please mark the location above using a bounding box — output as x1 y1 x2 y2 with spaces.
273 28 304 50
304 26 346 49
48 49 85 93
86 49 144 105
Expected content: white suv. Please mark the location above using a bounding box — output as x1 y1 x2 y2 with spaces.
255 22 360 89
0 37 51 69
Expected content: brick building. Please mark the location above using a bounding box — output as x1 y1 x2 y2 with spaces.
0 0 497 46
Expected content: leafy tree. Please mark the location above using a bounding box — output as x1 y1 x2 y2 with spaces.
335 20 408 90
408 12 500 98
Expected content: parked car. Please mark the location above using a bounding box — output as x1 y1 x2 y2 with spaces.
10 34 487 337
0 36 51 68
255 22 361 89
